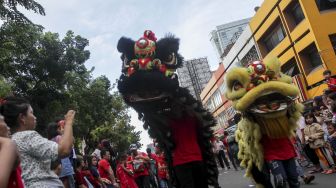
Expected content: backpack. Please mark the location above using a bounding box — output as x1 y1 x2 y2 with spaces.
133 159 145 173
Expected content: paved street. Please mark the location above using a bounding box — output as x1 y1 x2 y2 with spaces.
217 168 336 187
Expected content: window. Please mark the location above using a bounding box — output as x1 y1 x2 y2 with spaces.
262 20 286 52
226 106 236 119
240 46 259 67
212 90 222 108
221 32 227 39
290 1 305 24
284 1 305 31
217 111 227 127
329 34 336 54
219 82 226 95
299 43 323 74
316 0 336 11
281 58 300 76
205 98 215 112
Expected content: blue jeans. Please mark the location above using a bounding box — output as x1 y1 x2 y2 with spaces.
159 179 168 188
266 158 300 188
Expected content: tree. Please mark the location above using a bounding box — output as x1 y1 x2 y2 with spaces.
0 22 141 152
0 76 12 97
0 22 90 132
90 89 141 152
0 0 45 24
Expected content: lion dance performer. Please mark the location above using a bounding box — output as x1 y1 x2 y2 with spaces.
225 58 303 188
117 30 219 188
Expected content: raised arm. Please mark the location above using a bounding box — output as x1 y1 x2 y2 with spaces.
0 138 18 188
58 110 76 157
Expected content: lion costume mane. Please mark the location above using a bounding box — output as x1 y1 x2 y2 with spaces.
225 58 303 187
117 30 219 186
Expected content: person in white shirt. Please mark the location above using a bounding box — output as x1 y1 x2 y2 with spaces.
92 142 102 160
213 138 231 170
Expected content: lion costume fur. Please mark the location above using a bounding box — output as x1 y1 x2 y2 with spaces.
225 57 303 188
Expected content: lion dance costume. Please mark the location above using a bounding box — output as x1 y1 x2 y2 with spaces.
225 58 303 187
117 30 219 187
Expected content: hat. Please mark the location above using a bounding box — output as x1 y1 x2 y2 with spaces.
129 144 137 151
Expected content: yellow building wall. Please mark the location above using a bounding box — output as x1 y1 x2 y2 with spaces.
299 0 336 75
249 0 336 99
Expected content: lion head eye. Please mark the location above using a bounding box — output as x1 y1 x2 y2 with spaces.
232 80 243 91
163 53 177 66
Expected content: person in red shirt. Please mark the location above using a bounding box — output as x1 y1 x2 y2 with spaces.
98 149 118 188
116 154 138 188
146 147 159 188
75 157 88 188
323 70 336 92
127 144 151 188
154 146 169 188
222 131 238 170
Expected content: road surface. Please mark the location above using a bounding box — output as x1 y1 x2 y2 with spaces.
217 168 336 187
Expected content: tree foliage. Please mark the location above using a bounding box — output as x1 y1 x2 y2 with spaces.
0 22 141 153
0 76 12 97
0 0 45 24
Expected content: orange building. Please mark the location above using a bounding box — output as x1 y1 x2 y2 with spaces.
202 25 260 135
200 63 236 135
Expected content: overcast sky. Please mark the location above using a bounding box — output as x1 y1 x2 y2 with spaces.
24 0 263 150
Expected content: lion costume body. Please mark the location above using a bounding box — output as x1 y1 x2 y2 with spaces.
225 58 303 187
117 31 219 187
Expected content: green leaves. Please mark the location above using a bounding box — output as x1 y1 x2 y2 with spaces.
0 76 12 97
0 0 45 24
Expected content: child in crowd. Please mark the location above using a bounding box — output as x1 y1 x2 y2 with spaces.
327 122 336 155
116 154 138 188
323 70 336 92
304 113 335 174
47 121 76 188
51 159 62 176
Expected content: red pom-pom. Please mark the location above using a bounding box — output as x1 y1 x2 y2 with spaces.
144 30 157 42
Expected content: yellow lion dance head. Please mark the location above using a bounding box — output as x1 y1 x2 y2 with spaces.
225 57 303 183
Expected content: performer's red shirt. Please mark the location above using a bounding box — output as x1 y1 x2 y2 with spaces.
327 78 336 91
261 136 296 161
170 115 203 166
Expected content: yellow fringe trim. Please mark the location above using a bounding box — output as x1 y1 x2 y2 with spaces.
235 103 303 181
